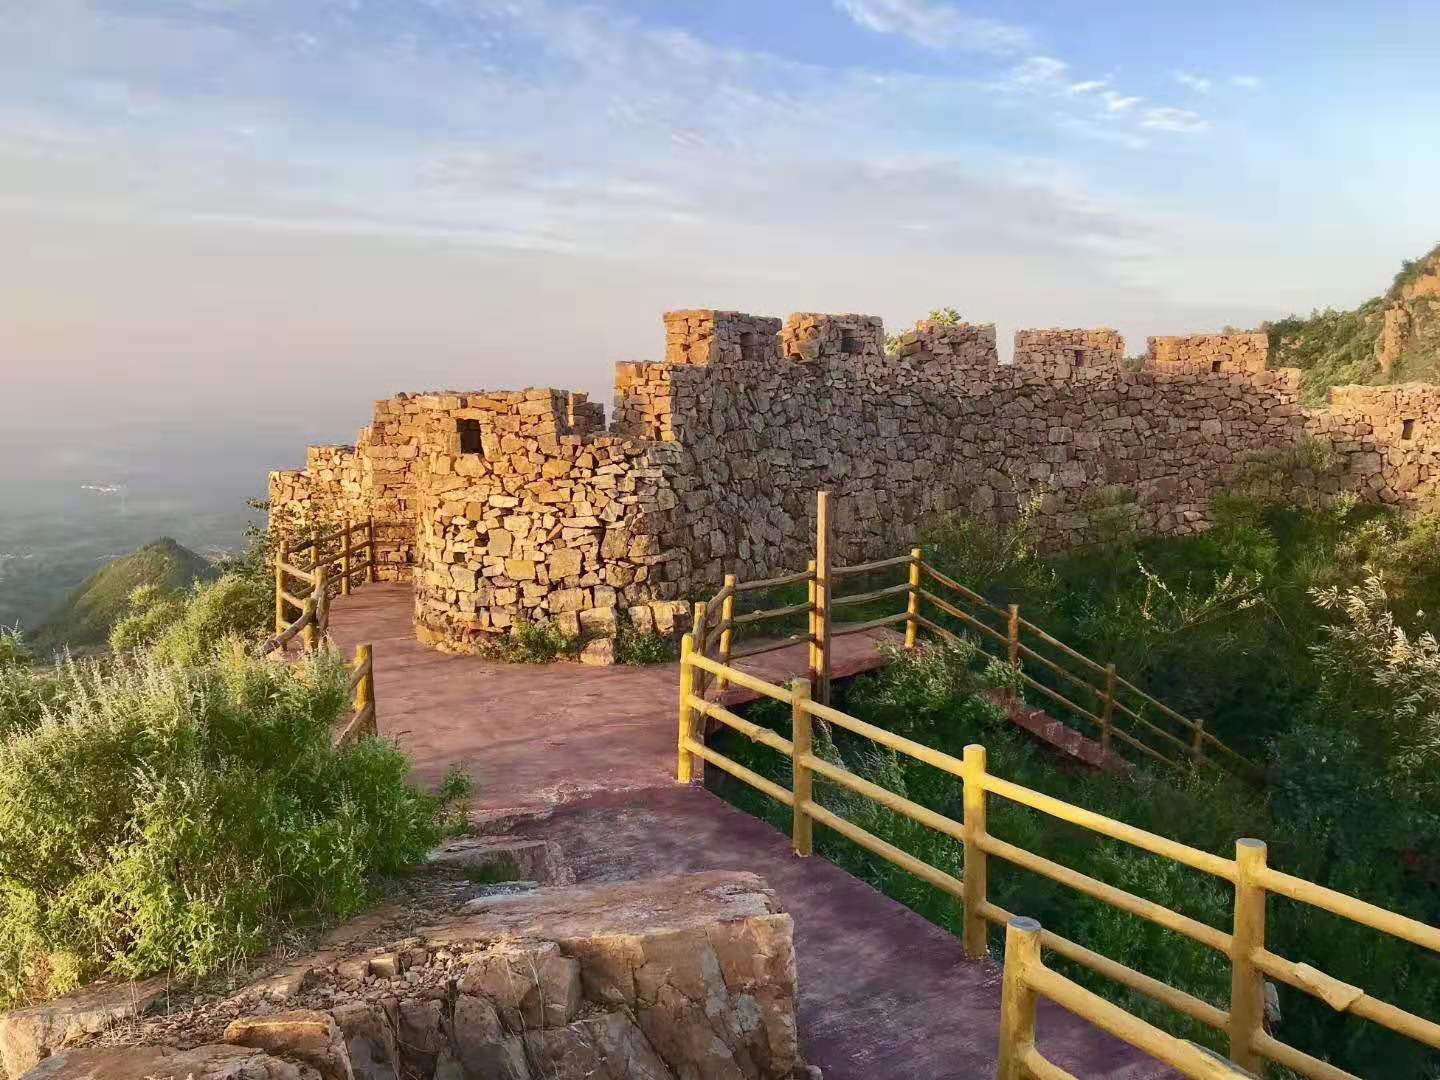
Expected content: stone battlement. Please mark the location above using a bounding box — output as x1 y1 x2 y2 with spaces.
270 308 1440 653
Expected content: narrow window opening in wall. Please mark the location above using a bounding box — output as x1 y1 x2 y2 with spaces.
1069 348 1084 368
458 419 484 455
841 329 861 354
739 331 760 362
1402 418 1416 440
1211 360 1223 373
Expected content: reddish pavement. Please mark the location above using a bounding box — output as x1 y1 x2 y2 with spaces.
327 583 1171 1080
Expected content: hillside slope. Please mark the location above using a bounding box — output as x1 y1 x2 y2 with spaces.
1267 243 1440 403
35 537 218 649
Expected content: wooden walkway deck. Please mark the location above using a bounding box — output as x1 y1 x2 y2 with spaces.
327 583 1170 1080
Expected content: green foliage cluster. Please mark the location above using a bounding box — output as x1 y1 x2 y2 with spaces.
479 617 578 664
1389 242 1440 299
0 646 468 1009
884 306 964 355
710 490 1440 1077
612 613 676 665
1264 244 1440 403
110 573 271 664
34 538 218 652
1265 300 1387 404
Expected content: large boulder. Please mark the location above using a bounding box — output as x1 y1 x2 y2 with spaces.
0 978 170 1078
13 872 806 1080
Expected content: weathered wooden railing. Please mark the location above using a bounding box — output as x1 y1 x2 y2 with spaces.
689 491 1254 777
674 648 1440 1080
272 517 377 645
262 518 379 743
998 917 1253 1079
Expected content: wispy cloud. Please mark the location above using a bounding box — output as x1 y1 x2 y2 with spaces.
1231 74 1264 90
1174 71 1213 93
1101 91 1143 113
1067 79 1108 95
1006 55 1069 88
1140 106 1210 133
834 0 1031 53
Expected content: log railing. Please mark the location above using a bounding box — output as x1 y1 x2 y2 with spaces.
998 917 1254 1079
270 518 377 651
262 519 379 743
674 647 1440 1080
691 491 1254 778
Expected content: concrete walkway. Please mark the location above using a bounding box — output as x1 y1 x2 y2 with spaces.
328 583 1169 1080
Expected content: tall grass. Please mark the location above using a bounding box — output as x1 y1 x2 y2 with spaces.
0 645 468 1008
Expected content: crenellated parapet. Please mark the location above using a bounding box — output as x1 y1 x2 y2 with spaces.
780 312 885 362
270 307 1440 653
1014 328 1126 375
1147 332 1269 374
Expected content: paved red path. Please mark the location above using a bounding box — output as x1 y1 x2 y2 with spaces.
328 584 1170 1079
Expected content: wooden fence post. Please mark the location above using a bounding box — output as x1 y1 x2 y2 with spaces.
1229 838 1268 1074
1007 604 1021 701
692 600 708 700
301 595 317 653
354 642 375 735
814 491 833 706
790 678 814 857
717 574 736 695
962 743 990 959
367 517 378 583
677 634 698 782
905 547 922 649
998 917 1043 1080
274 548 287 636
806 559 819 698
341 518 353 596
1101 663 1117 755
1191 718 1207 764
312 565 330 647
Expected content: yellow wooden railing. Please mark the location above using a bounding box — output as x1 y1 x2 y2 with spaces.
272 517 377 647
674 645 1440 1079
998 917 1254 1079
262 518 378 744
689 491 1255 777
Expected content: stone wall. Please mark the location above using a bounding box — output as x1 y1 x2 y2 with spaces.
1014 328 1126 375
1307 382 1440 502
1147 332 1269 375
270 309 1440 650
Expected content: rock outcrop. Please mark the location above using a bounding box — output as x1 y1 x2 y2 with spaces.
15 872 809 1080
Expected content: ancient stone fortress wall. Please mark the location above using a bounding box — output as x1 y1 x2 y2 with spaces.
1307 382 1440 502
1013 328 1126 375
270 312 1440 651
1147 332 1270 374
633 320 1309 586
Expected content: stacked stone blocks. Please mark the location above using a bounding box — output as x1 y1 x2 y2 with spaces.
270 309 1440 654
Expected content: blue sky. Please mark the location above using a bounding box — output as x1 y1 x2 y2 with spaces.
1 0 1437 502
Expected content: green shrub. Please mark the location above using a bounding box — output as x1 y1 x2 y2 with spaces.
110 573 271 665
613 614 675 665
480 617 577 664
0 646 468 1007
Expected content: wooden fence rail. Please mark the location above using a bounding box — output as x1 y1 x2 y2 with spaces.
998 917 1254 1080
674 644 1440 1080
271 517 377 648
263 518 380 743
690 490 1253 777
